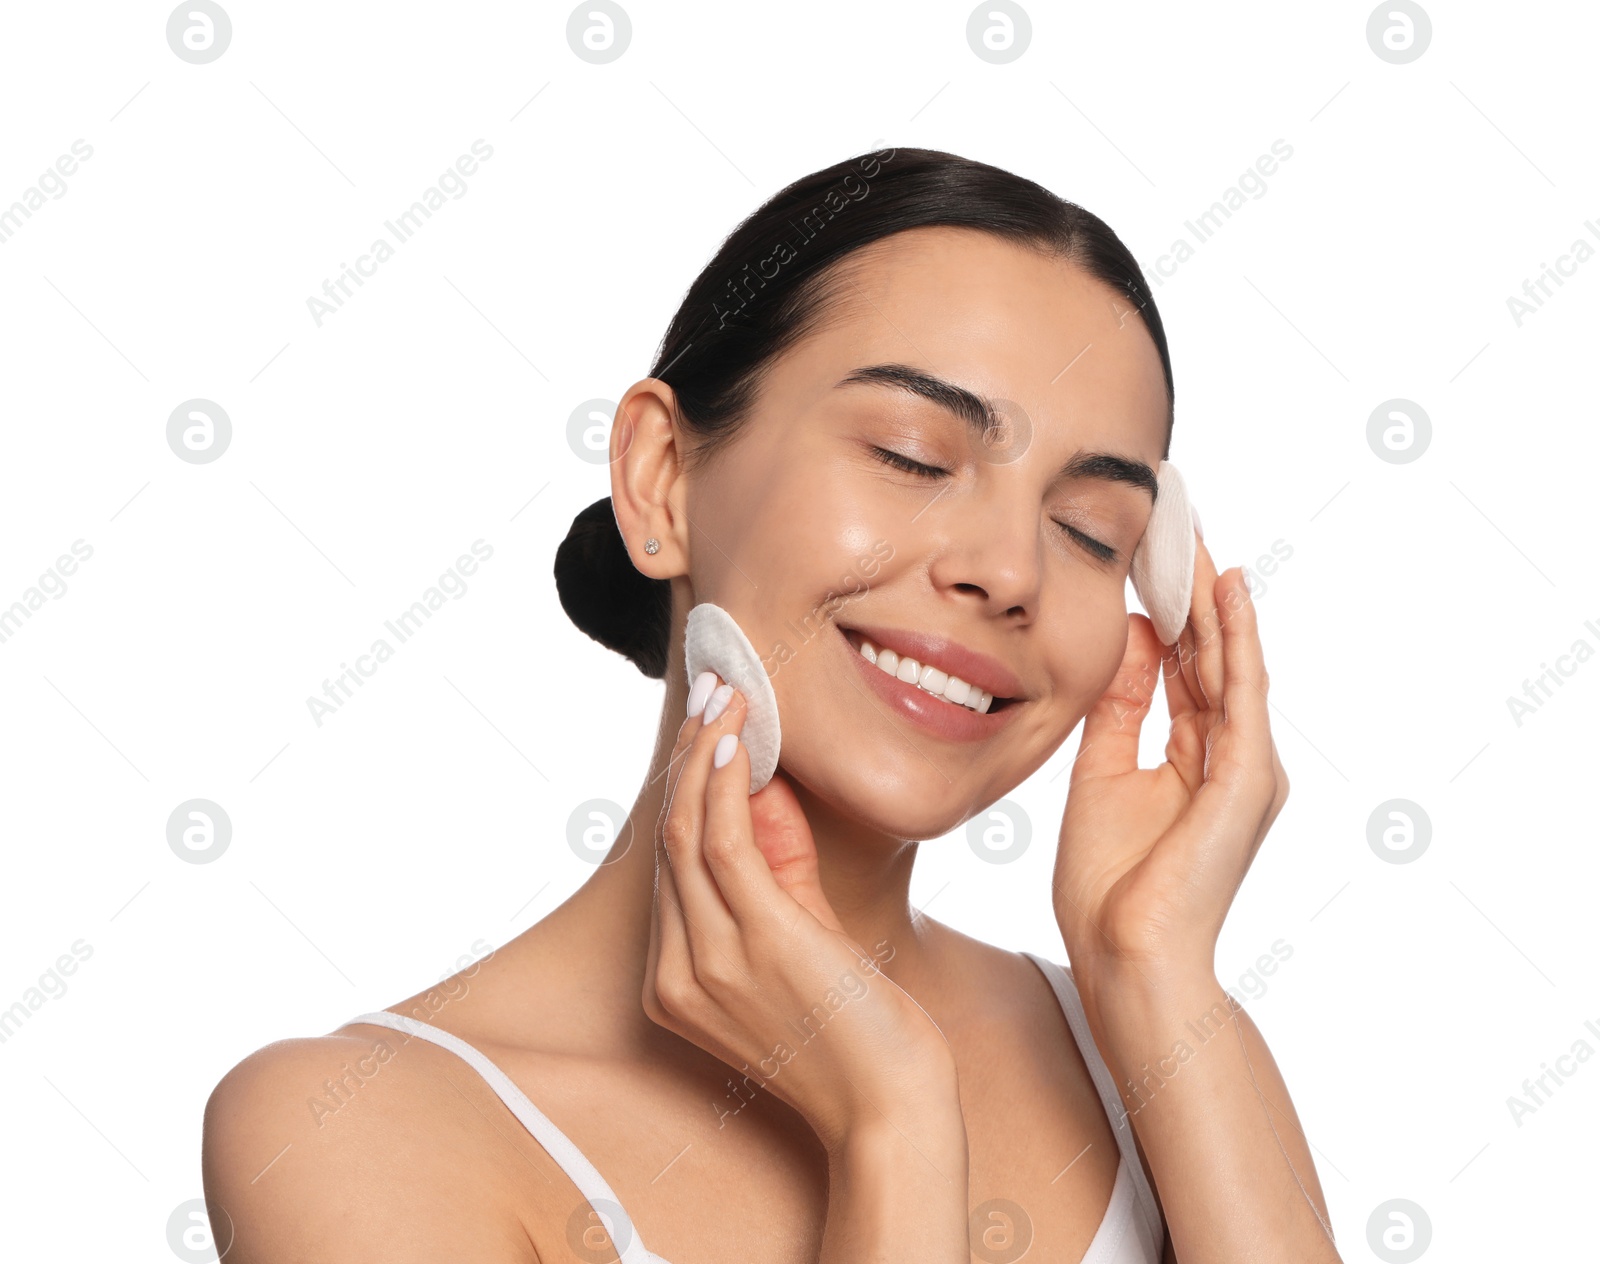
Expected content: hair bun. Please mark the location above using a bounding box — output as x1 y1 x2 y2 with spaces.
553 496 672 679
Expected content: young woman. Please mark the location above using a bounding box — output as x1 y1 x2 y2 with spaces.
203 147 1337 1263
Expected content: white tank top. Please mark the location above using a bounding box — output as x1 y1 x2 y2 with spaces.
345 951 1164 1263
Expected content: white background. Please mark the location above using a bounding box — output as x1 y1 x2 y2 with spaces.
1 1 1595 1259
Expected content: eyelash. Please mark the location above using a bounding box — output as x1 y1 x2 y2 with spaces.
869 446 1119 562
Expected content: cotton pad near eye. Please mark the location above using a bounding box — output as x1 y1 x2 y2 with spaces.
1129 460 1198 646
684 603 782 795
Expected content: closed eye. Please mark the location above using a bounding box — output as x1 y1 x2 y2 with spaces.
1062 526 1117 563
869 446 1119 563
871 445 948 479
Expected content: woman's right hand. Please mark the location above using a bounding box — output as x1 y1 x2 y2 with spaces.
643 672 961 1155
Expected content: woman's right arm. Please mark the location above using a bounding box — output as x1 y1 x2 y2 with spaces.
819 1083 971 1263
649 679 972 1262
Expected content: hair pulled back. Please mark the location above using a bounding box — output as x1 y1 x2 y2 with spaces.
553 146 1173 678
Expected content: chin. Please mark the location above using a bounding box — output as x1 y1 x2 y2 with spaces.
777 746 1006 843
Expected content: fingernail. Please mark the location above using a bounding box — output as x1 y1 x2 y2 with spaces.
1190 503 1204 540
712 732 739 769
687 670 718 717
702 682 735 724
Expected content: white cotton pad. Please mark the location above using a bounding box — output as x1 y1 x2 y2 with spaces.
684 603 782 795
1129 460 1198 647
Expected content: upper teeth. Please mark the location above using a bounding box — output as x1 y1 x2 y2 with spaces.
853 635 997 713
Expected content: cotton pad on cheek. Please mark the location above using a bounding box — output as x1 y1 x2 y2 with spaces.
683 603 782 795
1129 460 1198 647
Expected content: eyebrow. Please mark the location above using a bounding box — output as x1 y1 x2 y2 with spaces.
836 362 1159 502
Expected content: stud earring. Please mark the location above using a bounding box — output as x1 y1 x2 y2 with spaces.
644 537 660 555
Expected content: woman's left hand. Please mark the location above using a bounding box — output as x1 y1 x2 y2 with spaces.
1051 535 1290 983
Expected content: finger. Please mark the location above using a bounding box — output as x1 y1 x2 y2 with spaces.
1240 735 1290 869
700 737 844 945
1160 571 1277 880
1070 613 1165 785
650 674 725 1007
747 772 846 936
660 681 750 939
1215 566 1270 753
1249 669 1289 844
699 724 798 938
652 695 714 934
1161 631 1201 725
1180 568 1274 844
645 793 703 1040
656 668 727 856
1176 619 1200 718
645 836 744 1073
1159 641 1207 791
1185 534 1225 710
657 677 713 806
1266 735 1289 826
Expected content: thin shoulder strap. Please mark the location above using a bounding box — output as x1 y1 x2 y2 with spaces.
344 1010 658 1264
1019 954 1165 1249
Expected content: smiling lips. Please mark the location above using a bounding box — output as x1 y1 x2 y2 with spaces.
846 630 1000 712
838 622 1026 706
836 621 1027 742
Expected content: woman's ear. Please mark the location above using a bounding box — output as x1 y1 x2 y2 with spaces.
609 378 691 577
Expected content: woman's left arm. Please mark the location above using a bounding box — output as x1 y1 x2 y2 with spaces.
1052 539 1340 1264
1076 954 1336 1264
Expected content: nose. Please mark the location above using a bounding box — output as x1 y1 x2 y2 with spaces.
925 490 1042 619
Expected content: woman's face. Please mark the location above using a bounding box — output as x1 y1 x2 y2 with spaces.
677 226 1170 840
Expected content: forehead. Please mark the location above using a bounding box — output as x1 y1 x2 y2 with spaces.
775 225 1169 464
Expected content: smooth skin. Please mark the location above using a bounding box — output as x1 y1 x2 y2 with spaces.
202 226 1337 1262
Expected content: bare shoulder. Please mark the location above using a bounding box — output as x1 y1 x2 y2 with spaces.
202 1022 541 1263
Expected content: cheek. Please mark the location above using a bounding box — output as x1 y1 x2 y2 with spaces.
1041 592 1135 711
723 481 891 639
691 446 881 592
688 473 890 716
765 469 895 577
